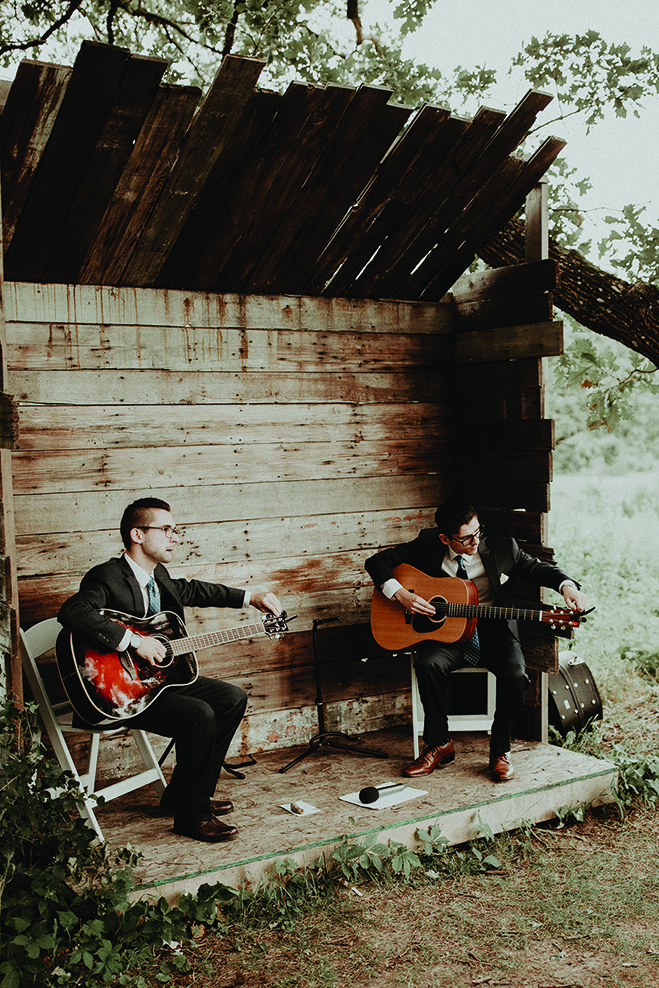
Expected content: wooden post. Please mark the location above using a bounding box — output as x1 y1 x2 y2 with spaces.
526 178 552 743
525 180 549 262
0 175 21 704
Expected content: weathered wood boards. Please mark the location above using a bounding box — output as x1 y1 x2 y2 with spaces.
7 285 450 739
0 39 566 747
0 60 72 254
6 263 562 751
0 235 20 699
0 41 562 302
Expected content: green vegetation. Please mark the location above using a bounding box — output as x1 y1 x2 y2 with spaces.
548 320 659 474
0 701 205 987
549 471 659 708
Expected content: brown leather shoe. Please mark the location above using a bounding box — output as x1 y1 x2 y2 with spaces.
403 740 455 777
210 799 234 816
173 817 239 842
489 752 514 783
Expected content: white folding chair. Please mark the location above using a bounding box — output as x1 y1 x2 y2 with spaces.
21 617 166 840
410 651 496 757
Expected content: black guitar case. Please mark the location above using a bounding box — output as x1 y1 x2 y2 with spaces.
548 651 603 736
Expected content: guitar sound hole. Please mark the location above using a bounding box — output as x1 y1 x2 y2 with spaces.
428 595 447 625
152 636 174 668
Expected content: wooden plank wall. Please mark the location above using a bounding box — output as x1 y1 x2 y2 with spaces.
7 282 453 759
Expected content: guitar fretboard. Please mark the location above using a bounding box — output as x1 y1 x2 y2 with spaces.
446 603 545 622
168 623 266 655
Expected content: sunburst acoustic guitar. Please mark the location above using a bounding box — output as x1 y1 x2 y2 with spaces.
56 608 292 725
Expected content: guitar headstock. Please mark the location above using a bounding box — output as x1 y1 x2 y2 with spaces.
262 610 294 638
542 606 594 630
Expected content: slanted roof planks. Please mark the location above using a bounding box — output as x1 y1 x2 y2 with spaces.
0 40 566 300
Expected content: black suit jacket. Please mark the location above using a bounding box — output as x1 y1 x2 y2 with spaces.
58 555 245 650
365 529 578 640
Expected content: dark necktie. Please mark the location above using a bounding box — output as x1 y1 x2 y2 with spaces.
146 575 161 616
456 555 481 666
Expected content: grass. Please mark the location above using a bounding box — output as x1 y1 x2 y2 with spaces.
170 808 659 987
161 472 659 988
550 472 659 755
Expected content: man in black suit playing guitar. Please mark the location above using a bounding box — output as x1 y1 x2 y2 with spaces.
58 497 283 843
365 498 587 783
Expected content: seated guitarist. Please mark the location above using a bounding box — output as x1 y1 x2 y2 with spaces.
58 497 283 843
365 498 587 783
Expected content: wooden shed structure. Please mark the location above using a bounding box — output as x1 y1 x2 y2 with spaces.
1 40 569 775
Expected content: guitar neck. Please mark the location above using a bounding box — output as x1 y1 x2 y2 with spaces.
447 602 544 622
169 623 267 656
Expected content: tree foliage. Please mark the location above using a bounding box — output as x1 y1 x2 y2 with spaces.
512 31 659 131
548 321 659 474
600 205 659 286
0 1 434 94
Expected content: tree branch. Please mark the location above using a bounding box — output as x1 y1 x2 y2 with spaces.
223 4 240 56
0 0 85 56
107 0 120 45
116 1 225 57
478 216 659 366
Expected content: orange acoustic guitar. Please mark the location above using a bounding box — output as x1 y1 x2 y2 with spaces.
370 564 590 652
56 608 292 726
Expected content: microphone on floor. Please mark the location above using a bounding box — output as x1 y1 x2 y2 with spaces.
358 782 406 804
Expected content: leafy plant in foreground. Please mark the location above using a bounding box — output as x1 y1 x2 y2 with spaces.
0 700 201 987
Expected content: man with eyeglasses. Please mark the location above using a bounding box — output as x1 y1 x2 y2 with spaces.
58 497 283 842
365 497 586 782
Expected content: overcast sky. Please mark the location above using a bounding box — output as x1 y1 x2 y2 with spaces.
362 0 659 241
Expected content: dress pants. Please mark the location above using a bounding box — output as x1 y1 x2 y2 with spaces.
128 676 248 822
414 627 529 756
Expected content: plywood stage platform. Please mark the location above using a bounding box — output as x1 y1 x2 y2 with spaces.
94 729 617 904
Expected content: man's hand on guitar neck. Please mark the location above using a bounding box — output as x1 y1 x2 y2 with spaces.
250 591 283 616
130 635 168 666
393 588 436 617
562 583 588 612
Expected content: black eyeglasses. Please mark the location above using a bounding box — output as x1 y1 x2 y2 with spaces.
451 525 484 546
138 525 178 539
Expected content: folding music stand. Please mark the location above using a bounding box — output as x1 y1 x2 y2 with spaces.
279 616 389 773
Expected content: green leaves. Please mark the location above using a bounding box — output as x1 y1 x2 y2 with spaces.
599 204 659 285
390 845 421 877
607 746 659 813
513 31 659 131
329 833 391 879
391 0 435 36
551 322 659 446
0 701 195 986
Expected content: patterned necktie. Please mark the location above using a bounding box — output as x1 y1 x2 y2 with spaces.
146 575 161 616
456 555 481 666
